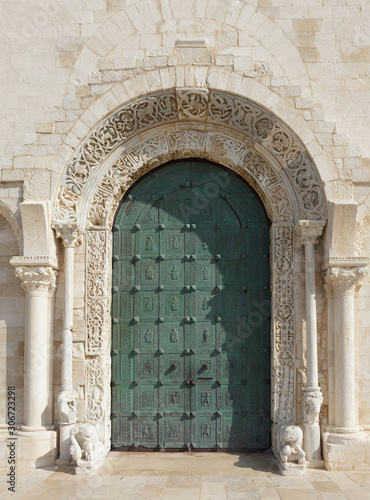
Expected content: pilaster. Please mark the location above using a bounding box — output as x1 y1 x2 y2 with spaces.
322 257 370 470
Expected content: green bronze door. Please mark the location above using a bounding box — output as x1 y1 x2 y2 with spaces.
111 160 271 450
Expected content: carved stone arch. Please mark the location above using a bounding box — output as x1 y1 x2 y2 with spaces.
53 88 327 226
84 125 296 229
0 200 22 254
54 88 329 457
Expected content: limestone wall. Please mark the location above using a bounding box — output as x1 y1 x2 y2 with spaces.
0 0 369 431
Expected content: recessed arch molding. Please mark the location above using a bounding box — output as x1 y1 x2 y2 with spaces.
54 88 327 227
52 88 327 473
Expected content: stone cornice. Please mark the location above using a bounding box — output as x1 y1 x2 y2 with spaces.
10 256 58 269
52 223 83 248
295 220 326 246
322 257 369 270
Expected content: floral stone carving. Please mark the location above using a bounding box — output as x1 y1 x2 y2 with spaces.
54 88 326 225
88 130 293 228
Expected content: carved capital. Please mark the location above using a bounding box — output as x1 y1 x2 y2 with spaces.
324 266 367 297
53 223 83 248
295 220 326 246
14 265 57 294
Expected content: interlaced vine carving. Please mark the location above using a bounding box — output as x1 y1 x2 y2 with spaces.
272 225 294 423
88 130 293 227
85 356 110 422
85 229 111 355
54 88 326 225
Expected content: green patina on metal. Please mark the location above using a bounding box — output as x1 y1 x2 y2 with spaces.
111 160 271 450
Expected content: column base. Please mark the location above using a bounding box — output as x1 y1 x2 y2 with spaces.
303 424 322 461
322 429 370 470
0 429 58 468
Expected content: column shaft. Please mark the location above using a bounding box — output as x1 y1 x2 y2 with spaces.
326 291 335 426
334 293 356 429
305 242 318 389
25 289 51 428
62 246 74 392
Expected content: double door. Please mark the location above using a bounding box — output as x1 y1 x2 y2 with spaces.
111 160 271 450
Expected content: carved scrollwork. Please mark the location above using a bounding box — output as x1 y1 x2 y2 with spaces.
272 226 294 423
55 88 326 225
88 130 294 227
85 229 111 354
177 88 208 119
85 356 110 422
167 130 206 157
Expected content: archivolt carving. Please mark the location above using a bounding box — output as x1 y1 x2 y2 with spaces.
88 130 293 227
54 88 326 225
85 229 111 355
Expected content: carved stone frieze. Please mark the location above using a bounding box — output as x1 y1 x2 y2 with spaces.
85 229 111 355
85 356 110 423
324 266 368 297
88 130 293 228
14 265 57 294
272 226 295 424
54 88 326 225
177 88 208 119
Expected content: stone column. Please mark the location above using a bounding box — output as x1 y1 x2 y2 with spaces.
11 261 57 430
324 264 367 434
53 223 82 463
296 220 325 462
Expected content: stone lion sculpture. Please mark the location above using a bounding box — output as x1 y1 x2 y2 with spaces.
70 424 103 463
275 423 305 465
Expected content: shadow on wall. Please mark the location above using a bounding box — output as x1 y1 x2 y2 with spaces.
0 215 25 431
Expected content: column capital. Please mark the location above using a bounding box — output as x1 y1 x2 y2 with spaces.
324 265 367 297
295 220 326 246
13 265 57 294
53 223 83 248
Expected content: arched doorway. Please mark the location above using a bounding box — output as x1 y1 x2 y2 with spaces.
111 159 271 450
